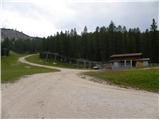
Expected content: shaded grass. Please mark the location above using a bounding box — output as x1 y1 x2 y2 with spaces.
1 52 57 83
85 69 159 92
26 54 85 69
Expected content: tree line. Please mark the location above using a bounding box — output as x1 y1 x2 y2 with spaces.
1 19 159 63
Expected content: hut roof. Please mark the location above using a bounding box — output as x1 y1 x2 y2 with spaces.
110 53 142 58
136 58 150 61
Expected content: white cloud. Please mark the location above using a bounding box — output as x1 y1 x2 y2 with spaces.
0 0 159 37
1 0 76 36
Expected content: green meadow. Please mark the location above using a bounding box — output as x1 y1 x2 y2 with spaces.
1 52 57 83
85 68 159 92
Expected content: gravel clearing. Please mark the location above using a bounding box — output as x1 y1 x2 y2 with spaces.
1 55 159 118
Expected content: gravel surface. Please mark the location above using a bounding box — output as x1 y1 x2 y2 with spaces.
1 55 159 118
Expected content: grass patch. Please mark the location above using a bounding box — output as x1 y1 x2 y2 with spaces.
26 54 85 69
85 69 159 92
1 52 57 83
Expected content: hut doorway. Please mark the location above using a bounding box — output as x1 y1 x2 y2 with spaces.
132 61 136 67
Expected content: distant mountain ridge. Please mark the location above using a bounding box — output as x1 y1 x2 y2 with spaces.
1 28 31 40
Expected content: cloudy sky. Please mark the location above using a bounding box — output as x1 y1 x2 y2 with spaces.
0 0 159 37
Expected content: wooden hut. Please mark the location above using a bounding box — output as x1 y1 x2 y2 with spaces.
109 53 150 69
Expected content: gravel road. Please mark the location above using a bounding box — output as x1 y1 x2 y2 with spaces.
1 55 159 118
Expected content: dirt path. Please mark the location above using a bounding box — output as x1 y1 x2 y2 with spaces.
2 55 159 118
